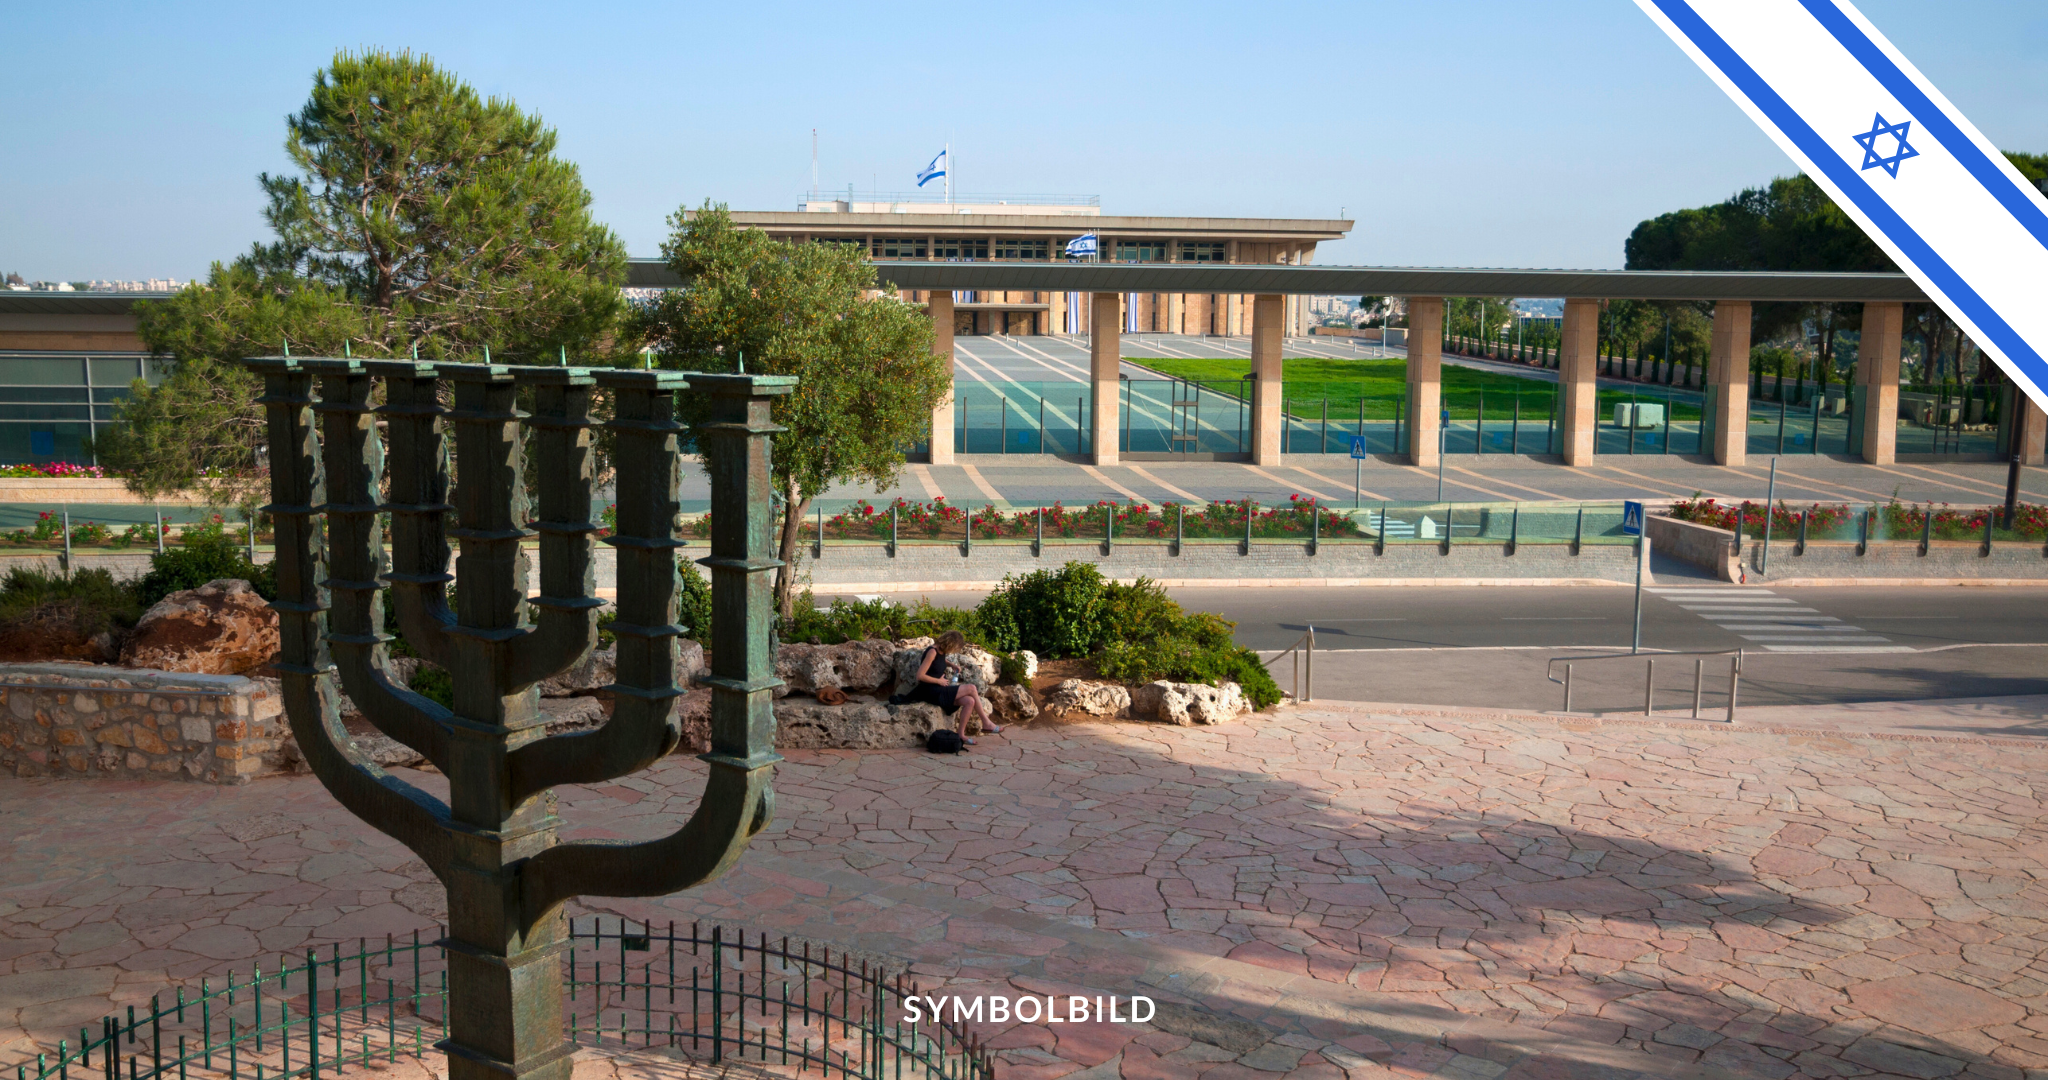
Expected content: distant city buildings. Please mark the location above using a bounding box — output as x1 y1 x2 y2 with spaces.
2 276 185 293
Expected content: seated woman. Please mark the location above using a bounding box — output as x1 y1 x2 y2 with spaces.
911 630 1001 735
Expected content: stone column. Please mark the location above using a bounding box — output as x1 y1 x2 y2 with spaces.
1857 301 1903 465
1091 292 1121 465
2019 397 2048 466
1405 297 1443 468
928 292 956 465
1709 301 1753 466
1248 294 1286 465
1558 298 1601 466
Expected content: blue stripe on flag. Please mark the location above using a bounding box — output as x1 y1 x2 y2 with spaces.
1650 0 2048 389
1794 0 2048 251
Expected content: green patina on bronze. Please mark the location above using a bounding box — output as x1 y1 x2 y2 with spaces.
247 356 795 1080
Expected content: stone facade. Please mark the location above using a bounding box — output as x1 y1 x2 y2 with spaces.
0 663 287 783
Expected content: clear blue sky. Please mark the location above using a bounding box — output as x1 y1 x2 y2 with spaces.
5 1 2044 281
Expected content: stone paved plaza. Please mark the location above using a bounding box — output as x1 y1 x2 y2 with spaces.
5 703 2047 1080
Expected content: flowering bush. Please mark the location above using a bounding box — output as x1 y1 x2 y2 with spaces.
1669 493 2048 541
795 494 1367 542
1879 500 2048 542
1668 496 1855 538
0 462 111 479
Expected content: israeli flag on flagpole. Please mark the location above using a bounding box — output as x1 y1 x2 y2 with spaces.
915 150 946 188
1064 234 1098 259
1636 0 2048 410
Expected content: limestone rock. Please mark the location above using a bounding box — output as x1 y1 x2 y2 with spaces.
889 637 998 695
772 699 952 750
1045 679 1130 719
538 646 615 697
120 579 279 675
776 640 898 696
1131 681 1251 726
538 695 606 733
1015 650 1039 681
675 687 712 754
986 684 1039 724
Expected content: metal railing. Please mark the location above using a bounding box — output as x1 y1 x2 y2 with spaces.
1266 625 1315 702
1546 648 1742 721
6 921 992 1080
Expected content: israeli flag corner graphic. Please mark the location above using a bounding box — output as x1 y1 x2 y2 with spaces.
1633 0 2048 412
916 150 946 188
1065 234 1098 259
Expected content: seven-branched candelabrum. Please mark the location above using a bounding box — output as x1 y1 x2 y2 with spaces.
249 357 794 1080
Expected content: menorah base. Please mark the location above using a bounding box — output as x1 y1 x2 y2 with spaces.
440 1039 578 1080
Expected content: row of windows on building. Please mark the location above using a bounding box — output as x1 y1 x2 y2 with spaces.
805 238 1230 263
0 354 161 463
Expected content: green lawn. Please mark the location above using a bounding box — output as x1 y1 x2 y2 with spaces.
1131 357 1700 421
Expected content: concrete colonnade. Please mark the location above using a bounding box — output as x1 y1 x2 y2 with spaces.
926 290 1930 470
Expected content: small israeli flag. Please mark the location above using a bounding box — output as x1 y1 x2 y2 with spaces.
915 150 946 188
1064 234 1098 258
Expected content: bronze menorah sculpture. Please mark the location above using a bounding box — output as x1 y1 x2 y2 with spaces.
251 356 793 1080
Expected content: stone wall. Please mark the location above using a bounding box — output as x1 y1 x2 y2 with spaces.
1648 515 1739 582
1747 539 2048 583
0 663 289 783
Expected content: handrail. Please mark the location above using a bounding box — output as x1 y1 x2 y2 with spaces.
1545 647 1742 721
1264 624 1315 702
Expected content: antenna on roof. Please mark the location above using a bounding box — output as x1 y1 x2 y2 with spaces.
811 129 819 200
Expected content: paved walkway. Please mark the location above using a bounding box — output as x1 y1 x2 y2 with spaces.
5 703 2047 1080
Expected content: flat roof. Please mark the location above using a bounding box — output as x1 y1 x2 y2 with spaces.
707 211 1353 242
0 291 174 315
626 260 1924 302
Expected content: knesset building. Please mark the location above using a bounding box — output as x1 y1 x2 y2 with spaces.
624 258 2048 471
704 198 1350 338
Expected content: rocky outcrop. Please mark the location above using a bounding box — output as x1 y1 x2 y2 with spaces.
1131 681 1251 726
889 638 999 695
1045 679 1130 719
773 699 952 750
985 684 1039 724
1015 650 1039 681
535 641 704 697
777 640 897 696
119 579 279 675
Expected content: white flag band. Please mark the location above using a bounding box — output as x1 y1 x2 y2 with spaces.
1636 0 2048 411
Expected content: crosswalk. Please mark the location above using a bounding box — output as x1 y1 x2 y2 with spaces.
1645 587 1913 653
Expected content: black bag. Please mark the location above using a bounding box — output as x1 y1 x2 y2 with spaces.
925 729 965 754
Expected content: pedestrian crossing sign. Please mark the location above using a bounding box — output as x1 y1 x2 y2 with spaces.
1622 500 1645 536
1349 435 1369 459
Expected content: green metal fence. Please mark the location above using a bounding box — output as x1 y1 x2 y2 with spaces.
7 921 992 1080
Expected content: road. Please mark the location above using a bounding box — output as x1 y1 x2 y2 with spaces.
834 582 2048 714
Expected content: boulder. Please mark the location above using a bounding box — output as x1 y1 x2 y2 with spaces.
889 638 999 695
1045 679 1130 719
1015 650 1039 681
538 695 606 732
1131 681 1251 726
777 640 898 696
120 579 279 675
536 641 705 697
985 684 1039 724
538 646 616 697
772 699 952 750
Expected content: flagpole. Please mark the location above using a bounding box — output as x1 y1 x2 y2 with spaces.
945 141 951 206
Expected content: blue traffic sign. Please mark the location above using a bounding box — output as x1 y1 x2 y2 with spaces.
1621 500 1645 537
1349 435 1369 459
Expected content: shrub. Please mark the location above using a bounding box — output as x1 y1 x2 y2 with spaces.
976 563 1107 658
0 566 145 641
408 663 454 709
1095 637 1282 710
678 558 713 641
783 592 985 648
136 533 274 607
998 653 1030 686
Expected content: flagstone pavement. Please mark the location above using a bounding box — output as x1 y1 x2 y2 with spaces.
5 702 2048 1080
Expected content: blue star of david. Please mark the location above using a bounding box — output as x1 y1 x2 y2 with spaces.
1852 113 1919 178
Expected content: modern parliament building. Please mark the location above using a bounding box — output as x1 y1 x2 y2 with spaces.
697 194 1352 338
